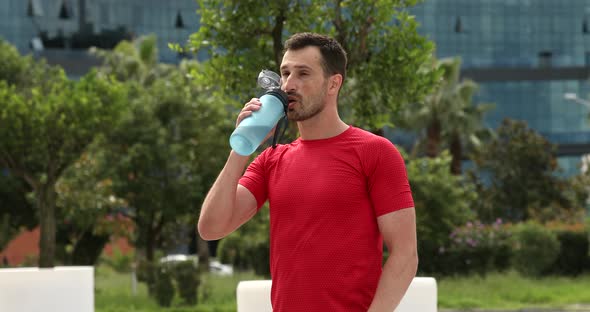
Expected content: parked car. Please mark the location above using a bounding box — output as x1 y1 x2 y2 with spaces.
159 255 233 276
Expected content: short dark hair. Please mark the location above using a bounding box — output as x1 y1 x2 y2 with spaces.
283 32 347 82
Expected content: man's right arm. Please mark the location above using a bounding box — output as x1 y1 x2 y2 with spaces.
198 150 259 241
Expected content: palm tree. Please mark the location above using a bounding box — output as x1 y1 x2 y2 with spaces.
444 78 494 174
397 57 494 174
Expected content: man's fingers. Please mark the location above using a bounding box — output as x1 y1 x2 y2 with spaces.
236 99 262 127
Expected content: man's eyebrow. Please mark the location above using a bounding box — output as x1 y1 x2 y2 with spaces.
280 64 313 71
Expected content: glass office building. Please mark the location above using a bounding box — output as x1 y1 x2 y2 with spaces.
2 0 590 175
411 0 590 175
0 0 199 76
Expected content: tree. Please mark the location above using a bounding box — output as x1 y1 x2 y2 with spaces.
397 57 494 174
0 39 127 267
469 119 585 222
92 37 230 263
55 150 129 265
185 0 440 131
405 150 476 274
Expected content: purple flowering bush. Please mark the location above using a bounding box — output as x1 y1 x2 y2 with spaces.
439 219 512 276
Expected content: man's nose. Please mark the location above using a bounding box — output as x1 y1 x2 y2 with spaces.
281 76 296 92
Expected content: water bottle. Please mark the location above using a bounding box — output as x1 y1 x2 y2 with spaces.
229 70 288 156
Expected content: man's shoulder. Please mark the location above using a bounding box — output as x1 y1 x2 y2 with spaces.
349 126 397 149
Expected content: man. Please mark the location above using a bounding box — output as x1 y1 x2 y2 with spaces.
199 32 417 312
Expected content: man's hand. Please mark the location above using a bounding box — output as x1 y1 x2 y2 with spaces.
236 98 276 142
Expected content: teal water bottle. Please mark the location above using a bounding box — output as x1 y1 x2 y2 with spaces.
229 70 288 156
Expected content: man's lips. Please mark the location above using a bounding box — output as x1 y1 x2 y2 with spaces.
287 95 299 109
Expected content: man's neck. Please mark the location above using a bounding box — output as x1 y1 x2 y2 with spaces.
297 108 349 141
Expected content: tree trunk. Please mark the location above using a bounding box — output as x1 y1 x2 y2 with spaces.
271 8 286 70
450 132 463 175
71 230 110 265
426 119 441 157
38 184 57 267
197 235 210 274
145 222 155 262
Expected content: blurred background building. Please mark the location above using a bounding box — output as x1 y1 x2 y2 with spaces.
0 0 199 78
2 0 590 175
411 0 590 176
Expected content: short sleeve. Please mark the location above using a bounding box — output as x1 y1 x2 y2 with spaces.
239 150 269 210
366 139 414 217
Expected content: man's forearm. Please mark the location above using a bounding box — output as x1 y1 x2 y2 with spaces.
367 250 418 312
198 150 250 239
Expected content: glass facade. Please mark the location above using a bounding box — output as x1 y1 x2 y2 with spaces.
0 0 199 63
412 0 590 68
411 0 590 176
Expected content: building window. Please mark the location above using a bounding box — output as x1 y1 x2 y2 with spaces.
58 0 72 20
175 11 184 29
584 19 589 34
585 52 590 67
538 51 553 67
454 16 462 33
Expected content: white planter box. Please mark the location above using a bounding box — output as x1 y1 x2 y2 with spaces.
237 277 437 312
0 266 94 312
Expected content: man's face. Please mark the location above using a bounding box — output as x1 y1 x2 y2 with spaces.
280 46 329 121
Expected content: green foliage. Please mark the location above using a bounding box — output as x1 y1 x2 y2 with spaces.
137 259 158 295
97 263 590 311
217 205 270 277
0 38 128 266
136 259 202 307
441 219 512 276
437 271 590 310
55 151 129 265
396 57 494 174
89 36 231 261
154 265 175 307
0 174 35 250
187 0 440 131
172 260 201 305
511 222 561 277
545 222 590 276
100 248 135 273
405 150 476 274
469 119 585 223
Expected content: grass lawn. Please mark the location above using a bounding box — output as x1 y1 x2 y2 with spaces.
95 265 264 312
437 271 590 310
95 265 590 311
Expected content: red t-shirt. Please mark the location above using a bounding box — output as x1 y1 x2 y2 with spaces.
239 126 414 312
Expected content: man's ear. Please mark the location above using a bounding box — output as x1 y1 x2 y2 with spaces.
328 74 343 95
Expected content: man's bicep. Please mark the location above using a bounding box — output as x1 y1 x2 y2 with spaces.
377 207 417 252
232 184 259 227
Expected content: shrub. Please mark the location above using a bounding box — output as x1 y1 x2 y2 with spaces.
101 247 135 273
440 219 512 276
217 205 270 277
136 259 157 295
406 151 477 274
172 260 201 305
511 221 560 277
217 234 248 271
153 265 175 307
218 232 270 277
546 221 589 276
